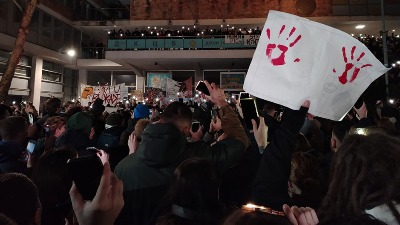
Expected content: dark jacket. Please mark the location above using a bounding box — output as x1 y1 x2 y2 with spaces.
114 123 186 225
0 141 26 173
115 105 248 225
251 106 308 210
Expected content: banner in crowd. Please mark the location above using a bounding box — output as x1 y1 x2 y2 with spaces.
244 11 390 121
147 73 172 91
183 77 193 98
131 89 144 102
144 87 163 102
166 77 193 98
166 78 180 98
81 83 129 106
220 72 246 91
243 35 260 46
225 35 242 44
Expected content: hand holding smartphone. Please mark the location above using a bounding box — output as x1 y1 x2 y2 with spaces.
67 156 103 200
26 140 36 154
28 113 34 125
240 98 260 130
191 121 201 133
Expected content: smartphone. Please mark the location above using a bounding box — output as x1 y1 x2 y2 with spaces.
28 113 34 125
195 81 210 96
240 98 259 130
192 121 201 132
26 140 36 154
67 156 103 200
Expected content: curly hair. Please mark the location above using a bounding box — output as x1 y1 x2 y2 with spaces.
320 133 400 222
290 152 324 208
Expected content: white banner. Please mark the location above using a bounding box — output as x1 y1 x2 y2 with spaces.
80 83 129 106
244 11 389 121
243 35 260 46
224 35 242 44
166 78 181 98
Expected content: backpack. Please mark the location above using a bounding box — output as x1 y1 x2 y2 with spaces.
98 131 120 150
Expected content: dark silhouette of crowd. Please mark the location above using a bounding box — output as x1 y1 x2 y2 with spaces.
1 79 400 225
108 26 262 39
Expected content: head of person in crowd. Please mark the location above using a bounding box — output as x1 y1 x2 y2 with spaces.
0 116 28 144
377 117 396 132
294 133 312 153
133 103 151 120
222 209 291 225
24 102 38 117
159 101 193 136
62 106 83 120
157 158 221 225
66 112 93 135
289 152 324 209
63 101 75 113
56 112 93 154
320 133 400 223
44 116 67 137
31 147 77 225
0 173 41 225
90 98 105 118
105 113 124 129
44 98 62 115
133 118 151 141
0 104 12 121
262 102 277 118
330 122 349 152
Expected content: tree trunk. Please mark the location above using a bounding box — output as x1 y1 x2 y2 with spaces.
0 0 38 103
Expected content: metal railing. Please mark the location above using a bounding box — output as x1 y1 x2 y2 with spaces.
106 35 260 51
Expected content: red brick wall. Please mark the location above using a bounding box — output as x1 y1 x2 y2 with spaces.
130 0 332 20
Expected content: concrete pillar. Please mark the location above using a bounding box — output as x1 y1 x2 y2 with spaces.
77 69 87 99
29 56 43 110
194 63 203 83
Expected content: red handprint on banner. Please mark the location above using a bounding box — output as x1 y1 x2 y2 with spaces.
266 25 302 66
336 46 372 85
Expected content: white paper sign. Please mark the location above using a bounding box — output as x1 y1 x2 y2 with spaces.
244 11 390 121
166 78 180 98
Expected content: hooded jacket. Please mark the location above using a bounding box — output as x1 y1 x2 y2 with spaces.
115 105 248 225
114 123 186 225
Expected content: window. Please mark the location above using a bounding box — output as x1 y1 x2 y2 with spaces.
113 74 136 86
42 71 62 82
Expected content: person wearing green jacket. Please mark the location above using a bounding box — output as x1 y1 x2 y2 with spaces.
114 81 249 225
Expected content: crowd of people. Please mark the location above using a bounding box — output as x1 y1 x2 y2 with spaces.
107 27 262 39
1 80 400 225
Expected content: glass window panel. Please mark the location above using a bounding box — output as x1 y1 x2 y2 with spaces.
42 71 62 82
87 71 111 86
113 74 136 86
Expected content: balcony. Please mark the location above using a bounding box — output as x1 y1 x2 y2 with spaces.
106 35 259 51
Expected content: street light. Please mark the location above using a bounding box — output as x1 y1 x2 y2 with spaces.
67 49 76 57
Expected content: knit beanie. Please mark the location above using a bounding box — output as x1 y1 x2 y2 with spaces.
134 104 150 119
106 113 123 127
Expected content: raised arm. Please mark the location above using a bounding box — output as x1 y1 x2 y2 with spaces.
251 101 310 210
